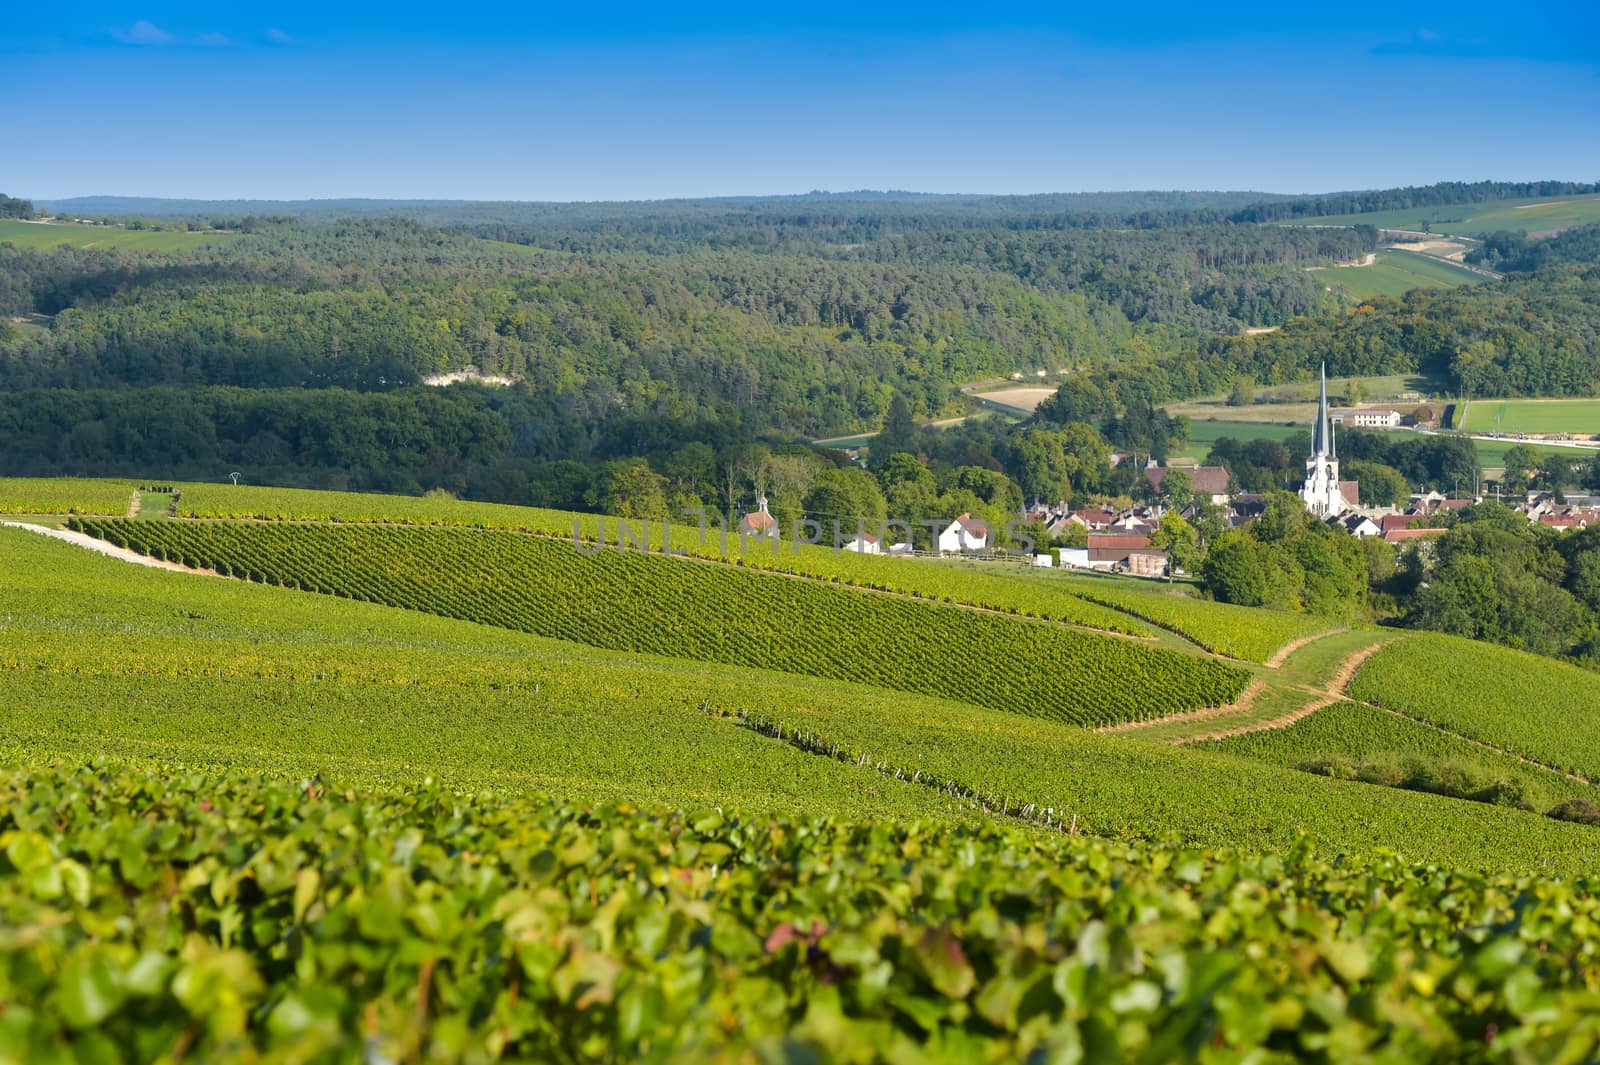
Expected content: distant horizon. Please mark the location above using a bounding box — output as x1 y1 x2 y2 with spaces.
26 179 1600 208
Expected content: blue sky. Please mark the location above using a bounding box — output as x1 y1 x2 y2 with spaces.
7 2 1599 200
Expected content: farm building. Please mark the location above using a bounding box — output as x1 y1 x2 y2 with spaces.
1333 408 1404 429
1086 533 1167 576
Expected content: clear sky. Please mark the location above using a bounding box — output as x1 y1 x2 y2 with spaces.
7 2 1599 201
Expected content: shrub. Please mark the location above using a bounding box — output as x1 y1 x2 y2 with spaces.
1548 798 1600 824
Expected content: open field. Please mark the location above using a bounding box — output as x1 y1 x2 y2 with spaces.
1387 238 1470 261
1474 438 1595 471
1286 193 1600 235
1181 418 1308 452
0 218 239 251
971 386 1056 413
1172 372 1442 417
1458 398 1600 438
1309 249 1484 300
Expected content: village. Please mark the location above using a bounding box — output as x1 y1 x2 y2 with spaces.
745 365 1600 579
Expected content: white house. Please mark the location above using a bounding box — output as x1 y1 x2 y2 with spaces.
938 513 990 553
1332 513 1381 538
841 533 881 555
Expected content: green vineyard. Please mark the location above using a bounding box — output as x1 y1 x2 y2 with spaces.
1050 574 1332 663
1197 700 1600 818
8 759 1600 1063
68 519 1249 726
11 525 1589 869
1349 633 1600 782
170 481 1154 638
0 477 136 517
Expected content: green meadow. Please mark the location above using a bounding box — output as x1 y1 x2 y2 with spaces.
1309 249 1484 300
1459 398 1600 437
1290 193 1600 236
0 219 239 251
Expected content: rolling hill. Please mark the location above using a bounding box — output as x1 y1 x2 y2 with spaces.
10 475 1600 1058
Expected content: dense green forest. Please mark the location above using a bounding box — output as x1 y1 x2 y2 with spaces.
38 189 1291 228
1468 223 1600 274
1038 264 1600 409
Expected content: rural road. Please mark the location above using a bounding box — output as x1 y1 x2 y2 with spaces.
1 521 215 575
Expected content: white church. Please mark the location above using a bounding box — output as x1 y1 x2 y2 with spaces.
1299 363 1357 517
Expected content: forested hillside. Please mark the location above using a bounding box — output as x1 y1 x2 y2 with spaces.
4 182 1600 504
1045 264 1600 410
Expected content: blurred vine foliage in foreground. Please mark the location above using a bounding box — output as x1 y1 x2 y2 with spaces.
6 759 1600 1063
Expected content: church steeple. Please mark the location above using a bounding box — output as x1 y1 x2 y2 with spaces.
1300 361 1344 517
1312 362 1331 458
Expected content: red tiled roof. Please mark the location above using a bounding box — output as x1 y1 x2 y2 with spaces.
1087 534 1151 550
1146 466 1230 496
1383 527 1445 543
953 512 989 536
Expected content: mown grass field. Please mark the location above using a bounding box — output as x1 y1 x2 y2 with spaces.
1181 418 1305 453
1285 193 1600 235
1458 398 1600 437
0 219 239 251
1309 249 1484 300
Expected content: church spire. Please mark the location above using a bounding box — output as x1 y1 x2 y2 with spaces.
1313 362 1331 458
